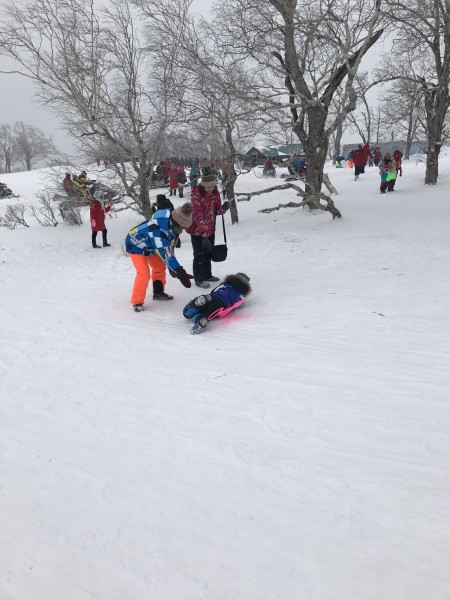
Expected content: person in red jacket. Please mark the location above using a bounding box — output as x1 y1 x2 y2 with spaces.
169 166 179 197
90 199 112 248
186 174 229 288
352 145 366 180
362 143 372 166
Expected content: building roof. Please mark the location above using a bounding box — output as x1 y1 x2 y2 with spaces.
246 143 304 158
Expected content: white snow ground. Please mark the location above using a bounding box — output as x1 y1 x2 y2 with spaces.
1 157 450 600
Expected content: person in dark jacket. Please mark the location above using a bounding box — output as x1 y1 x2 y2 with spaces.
63 173 77 196
176 165 187 198
183 272 251 334
374 148 382 167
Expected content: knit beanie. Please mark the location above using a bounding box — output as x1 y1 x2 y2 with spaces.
171 203 193 229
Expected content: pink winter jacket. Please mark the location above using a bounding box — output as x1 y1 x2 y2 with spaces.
186 186 224 237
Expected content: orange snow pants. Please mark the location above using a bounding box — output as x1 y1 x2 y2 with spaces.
129 253 167 305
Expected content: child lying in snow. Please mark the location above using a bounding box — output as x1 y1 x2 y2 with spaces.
183 273 251 334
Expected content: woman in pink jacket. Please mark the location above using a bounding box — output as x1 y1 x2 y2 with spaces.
186 174 229 288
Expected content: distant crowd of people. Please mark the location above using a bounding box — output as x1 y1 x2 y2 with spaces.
335 144 403 193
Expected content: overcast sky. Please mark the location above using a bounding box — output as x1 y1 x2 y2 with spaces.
0 0 382 159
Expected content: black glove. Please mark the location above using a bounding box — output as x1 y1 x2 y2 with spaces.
221 201 230 213
168 269 178 278
202 237 213 253
175 267 194 288
175 237 181 248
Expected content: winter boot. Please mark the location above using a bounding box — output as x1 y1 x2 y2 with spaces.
194 294 211 307
183 300 201 319
153 279 173 301
92 232 101 248
102 230 111 247
133 304 144 312
195 280 210 289
206 276 220 282
190 314 208 334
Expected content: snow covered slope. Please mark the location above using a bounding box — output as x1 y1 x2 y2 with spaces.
1 158 450 600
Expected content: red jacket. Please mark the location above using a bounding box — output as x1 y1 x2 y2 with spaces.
186 186 224 237
90 201 111 232
362 144 372 161
353 148 366 167
169 169 179 189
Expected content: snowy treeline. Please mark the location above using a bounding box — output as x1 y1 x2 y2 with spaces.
0 121 55 173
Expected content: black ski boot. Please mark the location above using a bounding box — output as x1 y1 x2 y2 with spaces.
153 279 173 301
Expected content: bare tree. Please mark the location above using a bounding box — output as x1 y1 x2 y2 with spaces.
30 192 60 226
380 0 450 183
0 202 29 229
0 0 184 218
12 121 54 171
0 124 15 173
214 0 384 218
139 0 273 224
379 79 426 159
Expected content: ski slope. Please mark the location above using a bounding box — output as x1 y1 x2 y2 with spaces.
1 157 450 600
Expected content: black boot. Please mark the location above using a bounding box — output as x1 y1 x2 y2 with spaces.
92 232 101 248
102 229 111 247
153 279 173 300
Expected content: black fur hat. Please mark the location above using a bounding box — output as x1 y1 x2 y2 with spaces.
224 273 251 296
156 194 174 210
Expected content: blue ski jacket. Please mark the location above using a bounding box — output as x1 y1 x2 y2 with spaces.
125 209 181 271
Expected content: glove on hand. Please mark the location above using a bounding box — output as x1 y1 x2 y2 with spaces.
175 267 194 288
169 269 178 278
202 237 213 253
221 201 230 213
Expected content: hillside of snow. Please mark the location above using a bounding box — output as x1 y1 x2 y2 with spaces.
1 157 450 600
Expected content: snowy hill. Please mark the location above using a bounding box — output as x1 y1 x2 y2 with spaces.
1 158 450 600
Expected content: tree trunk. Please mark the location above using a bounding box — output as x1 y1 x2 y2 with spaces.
404 111 414 160
224 126 239 224
425 140 440 184
137 157 152 218
334 120 343 158
423 85 450 185
293 108 341 218
226 173 239 224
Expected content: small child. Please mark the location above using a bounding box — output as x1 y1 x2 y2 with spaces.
183 273 251 334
